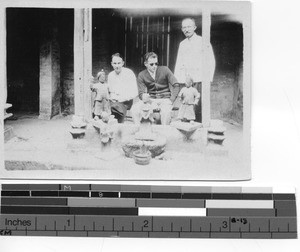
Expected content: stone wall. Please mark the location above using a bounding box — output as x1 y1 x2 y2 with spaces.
211 67 243 124
39 11 61 120
59 10 74 115
51 34 61 117
210 21 244 124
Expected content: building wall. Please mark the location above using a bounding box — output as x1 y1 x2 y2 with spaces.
210 21 243 124
211 68 243 123
58 10 74 115
6 8 244 124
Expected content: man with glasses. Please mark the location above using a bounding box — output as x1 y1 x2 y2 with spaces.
174 18 215 122
131 52 179 125
107 53 138 123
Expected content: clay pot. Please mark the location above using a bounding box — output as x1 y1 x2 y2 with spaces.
121 134 167 158
207 133 225 145
69 128 86 139
70 115 87 129
133 150 151 165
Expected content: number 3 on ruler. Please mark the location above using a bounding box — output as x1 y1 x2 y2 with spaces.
222 221 228 229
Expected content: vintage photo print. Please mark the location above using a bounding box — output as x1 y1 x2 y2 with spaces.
0 0 251 180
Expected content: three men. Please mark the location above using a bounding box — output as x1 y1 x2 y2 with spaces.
101 17 215 124
174 18 216 122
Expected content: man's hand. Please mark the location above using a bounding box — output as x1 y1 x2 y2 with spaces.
142 93 150 103
110 93 119 102
118 98 126 103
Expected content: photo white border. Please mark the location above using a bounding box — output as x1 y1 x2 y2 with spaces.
0 0 251 181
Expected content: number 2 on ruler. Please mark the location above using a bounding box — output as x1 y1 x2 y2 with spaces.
143 220 149 228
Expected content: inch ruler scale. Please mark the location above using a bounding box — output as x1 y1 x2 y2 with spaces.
0 184 297 239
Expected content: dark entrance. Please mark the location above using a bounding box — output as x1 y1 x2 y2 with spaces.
6 8 74 116
6 8 40 114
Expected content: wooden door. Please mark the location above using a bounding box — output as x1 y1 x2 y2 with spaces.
124 16 171 75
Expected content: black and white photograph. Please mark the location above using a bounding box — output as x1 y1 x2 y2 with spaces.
2 0 300 251
1 0 251 180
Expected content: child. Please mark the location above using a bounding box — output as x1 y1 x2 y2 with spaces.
177 75 200 123
90 70 111 120
140 93 154 123
134 93 155 141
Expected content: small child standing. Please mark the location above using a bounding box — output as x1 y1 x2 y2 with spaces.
177 75 200 123
90 70 111 120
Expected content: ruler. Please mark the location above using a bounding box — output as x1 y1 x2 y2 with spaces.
0 184 297 239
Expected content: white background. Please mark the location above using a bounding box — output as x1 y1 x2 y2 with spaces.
1 0 300 251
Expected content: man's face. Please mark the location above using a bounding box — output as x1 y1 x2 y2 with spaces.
181 19 196 38
145 57 158 74
111 56 124 74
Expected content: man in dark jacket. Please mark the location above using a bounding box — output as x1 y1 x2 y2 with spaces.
131 52 179 125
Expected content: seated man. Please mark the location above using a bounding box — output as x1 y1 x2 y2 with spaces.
107 53 138 123
131 52 179 125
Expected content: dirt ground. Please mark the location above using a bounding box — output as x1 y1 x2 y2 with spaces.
2 113 250 181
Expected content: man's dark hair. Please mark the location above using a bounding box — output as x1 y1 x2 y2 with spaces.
144 52 158 63
111 53 124 61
